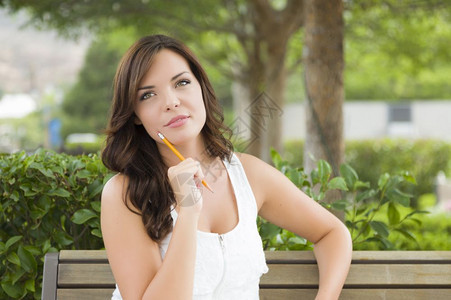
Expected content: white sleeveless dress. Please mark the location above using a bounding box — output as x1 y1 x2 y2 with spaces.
111 153 268 299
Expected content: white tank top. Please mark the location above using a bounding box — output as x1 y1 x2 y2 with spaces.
112 153 268 299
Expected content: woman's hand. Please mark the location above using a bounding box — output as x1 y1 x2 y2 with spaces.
167 158 204 214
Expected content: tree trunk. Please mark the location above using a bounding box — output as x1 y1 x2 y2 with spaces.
303 0 344 221
233 0 303 163
303 0 344 176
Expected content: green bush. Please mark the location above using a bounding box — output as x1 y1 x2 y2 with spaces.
283 139 451 206
1 148 450 298
0 149 111 299
259 149 444 251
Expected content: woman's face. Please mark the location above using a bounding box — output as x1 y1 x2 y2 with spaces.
134 49 206 146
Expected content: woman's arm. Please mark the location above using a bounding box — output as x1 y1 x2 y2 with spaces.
101 160 202 299
239 153 352 300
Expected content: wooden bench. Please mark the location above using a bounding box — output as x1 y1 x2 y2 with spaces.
42 250 451 299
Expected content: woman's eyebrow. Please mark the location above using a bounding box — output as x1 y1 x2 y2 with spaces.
138 71 190 91
171 71 189 81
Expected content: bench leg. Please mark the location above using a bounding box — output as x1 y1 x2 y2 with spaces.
41 252 59 300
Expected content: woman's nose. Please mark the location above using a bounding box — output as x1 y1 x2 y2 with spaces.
164 90 180 111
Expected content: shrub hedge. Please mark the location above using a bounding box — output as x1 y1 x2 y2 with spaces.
0 150 110 299
1 145 450 299
284 139 451 206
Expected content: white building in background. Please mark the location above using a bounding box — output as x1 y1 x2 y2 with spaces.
0 94 36 119
283 100 451 141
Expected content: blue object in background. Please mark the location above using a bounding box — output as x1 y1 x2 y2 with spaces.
48 118 62 149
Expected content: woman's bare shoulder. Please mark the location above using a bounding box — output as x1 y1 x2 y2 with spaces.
102 173 125 203
235 152 268 177
101 173 139 213
103 173 126 194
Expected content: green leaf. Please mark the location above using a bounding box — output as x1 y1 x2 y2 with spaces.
405 210 430 219
7 252 21 266
18 246 37 273
54 231 74 246
25 278 35 292
409 218 423 226
1 282 23 298
30 207 46 220
327 177 349 191
70 159 85 172
29 162 55 179
88 181 104 198
318 160 332 184
77 169 91 179
71 209 98 224
49 188 71 198
354 180 370 189
259 222 281 240
340 164 358 191
288 236 307 245
5 235 22 250
364 236 393 249
370 221 389 238
42 239 51 253
310 169 320 185
379 237 394 249
11 268 26 285
378 173 390 190
91 201 101 213
356 189 376 203
10 190 19 202
331 200 348 210
388 203 400 225
391 189 412 206
401 171 416 184
270 148 283 169
394 228 417 242
24 245 41 256
91 228 103 238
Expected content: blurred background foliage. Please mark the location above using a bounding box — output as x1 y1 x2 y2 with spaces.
1 0 450 146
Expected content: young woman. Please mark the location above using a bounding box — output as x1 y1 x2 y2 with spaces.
101 34 352 300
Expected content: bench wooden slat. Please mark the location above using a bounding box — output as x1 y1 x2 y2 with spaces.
57 262 451 287
59 249 451 263
59 250 108 262
55 287 451 300
57 289 114 300
261 264 451 287
58 264 115 287
264 250 451 263
55 288 451 300
46 250 451 300
260 289 451 300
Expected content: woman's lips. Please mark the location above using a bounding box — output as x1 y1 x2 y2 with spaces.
165 115 189 128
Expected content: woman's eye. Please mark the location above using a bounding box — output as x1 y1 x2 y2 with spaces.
176 79 191 87
140 91 156 101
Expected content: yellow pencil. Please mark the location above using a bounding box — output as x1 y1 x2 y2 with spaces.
157 132 214 193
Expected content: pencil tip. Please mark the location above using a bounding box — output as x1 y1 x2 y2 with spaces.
204 182 214 193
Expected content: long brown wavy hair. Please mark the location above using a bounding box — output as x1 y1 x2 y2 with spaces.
102 35 233 242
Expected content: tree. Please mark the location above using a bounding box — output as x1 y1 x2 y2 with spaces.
60 32 130 138
344 0 451 100
0 0 304 162
303 0 344 175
